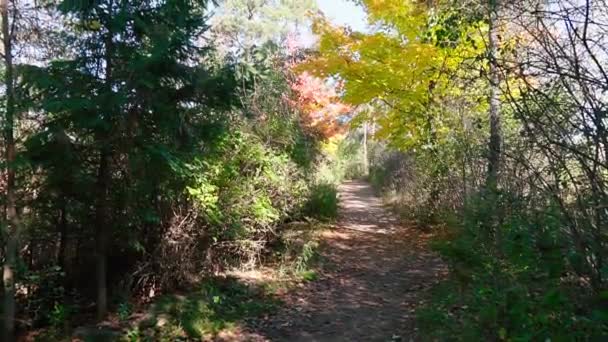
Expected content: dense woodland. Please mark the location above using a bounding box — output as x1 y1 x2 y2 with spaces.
1 0 607 341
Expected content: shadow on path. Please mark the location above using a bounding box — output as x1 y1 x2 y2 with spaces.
244 180 447 342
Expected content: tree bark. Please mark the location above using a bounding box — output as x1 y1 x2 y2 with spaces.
57 198 68 273
362 121 369 177
95 9 114 320
94 146 110 321
486 0 502 191
1 0 20 340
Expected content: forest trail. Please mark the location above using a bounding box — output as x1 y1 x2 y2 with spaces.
246 180 447 341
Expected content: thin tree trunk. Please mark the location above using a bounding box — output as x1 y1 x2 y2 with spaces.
1 0 19 340
95 11 114 320
461 109 469 207
57 198 68 273
362 121 369 177
425 82 441 221
2 237 17 342
486 0 502 191
94 147 110 321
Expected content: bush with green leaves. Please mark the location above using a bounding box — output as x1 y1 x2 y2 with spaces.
139 128 313 284
304 183 338 221
190 131 307 230
417 194 608 341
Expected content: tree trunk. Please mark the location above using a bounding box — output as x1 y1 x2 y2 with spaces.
486 0 502 191
1 0 19 340
94 147 110 321
95 12 114 321
2 237 17 342
57 198 68 273
362 121 369 177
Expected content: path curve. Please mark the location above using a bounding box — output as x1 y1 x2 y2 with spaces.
248 180 446 341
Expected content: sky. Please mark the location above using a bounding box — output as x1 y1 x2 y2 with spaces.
300 0 367 47
317 0 368 32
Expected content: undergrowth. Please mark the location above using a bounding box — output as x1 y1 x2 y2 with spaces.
275 222 325 282
128 221 326 341
304 183 338 222
366 152 608 340
416 195 608 341
124 277 280 341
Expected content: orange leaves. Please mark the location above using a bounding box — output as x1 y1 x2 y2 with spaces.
283 28 351 140
288 72 351 139
297 1 492 150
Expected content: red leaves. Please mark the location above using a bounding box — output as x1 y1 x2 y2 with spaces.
288 71 351 139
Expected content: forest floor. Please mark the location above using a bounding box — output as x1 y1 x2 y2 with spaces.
239 180 448 342
49 180 446 342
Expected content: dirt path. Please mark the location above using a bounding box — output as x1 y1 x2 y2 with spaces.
246 180 446 342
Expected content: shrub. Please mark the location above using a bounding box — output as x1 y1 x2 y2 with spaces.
304 183 339 221
417 194 608 341
130 129 313 293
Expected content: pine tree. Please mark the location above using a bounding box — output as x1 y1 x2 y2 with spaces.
22 0 236 321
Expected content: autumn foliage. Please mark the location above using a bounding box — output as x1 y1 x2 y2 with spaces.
287 71 351 139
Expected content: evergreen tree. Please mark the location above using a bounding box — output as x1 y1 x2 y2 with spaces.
22 0 237 321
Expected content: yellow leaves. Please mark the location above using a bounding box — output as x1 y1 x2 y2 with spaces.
321 134 345 156
362 0 427 41
299 0 501 151
301 26 440 107
310 14 352 53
